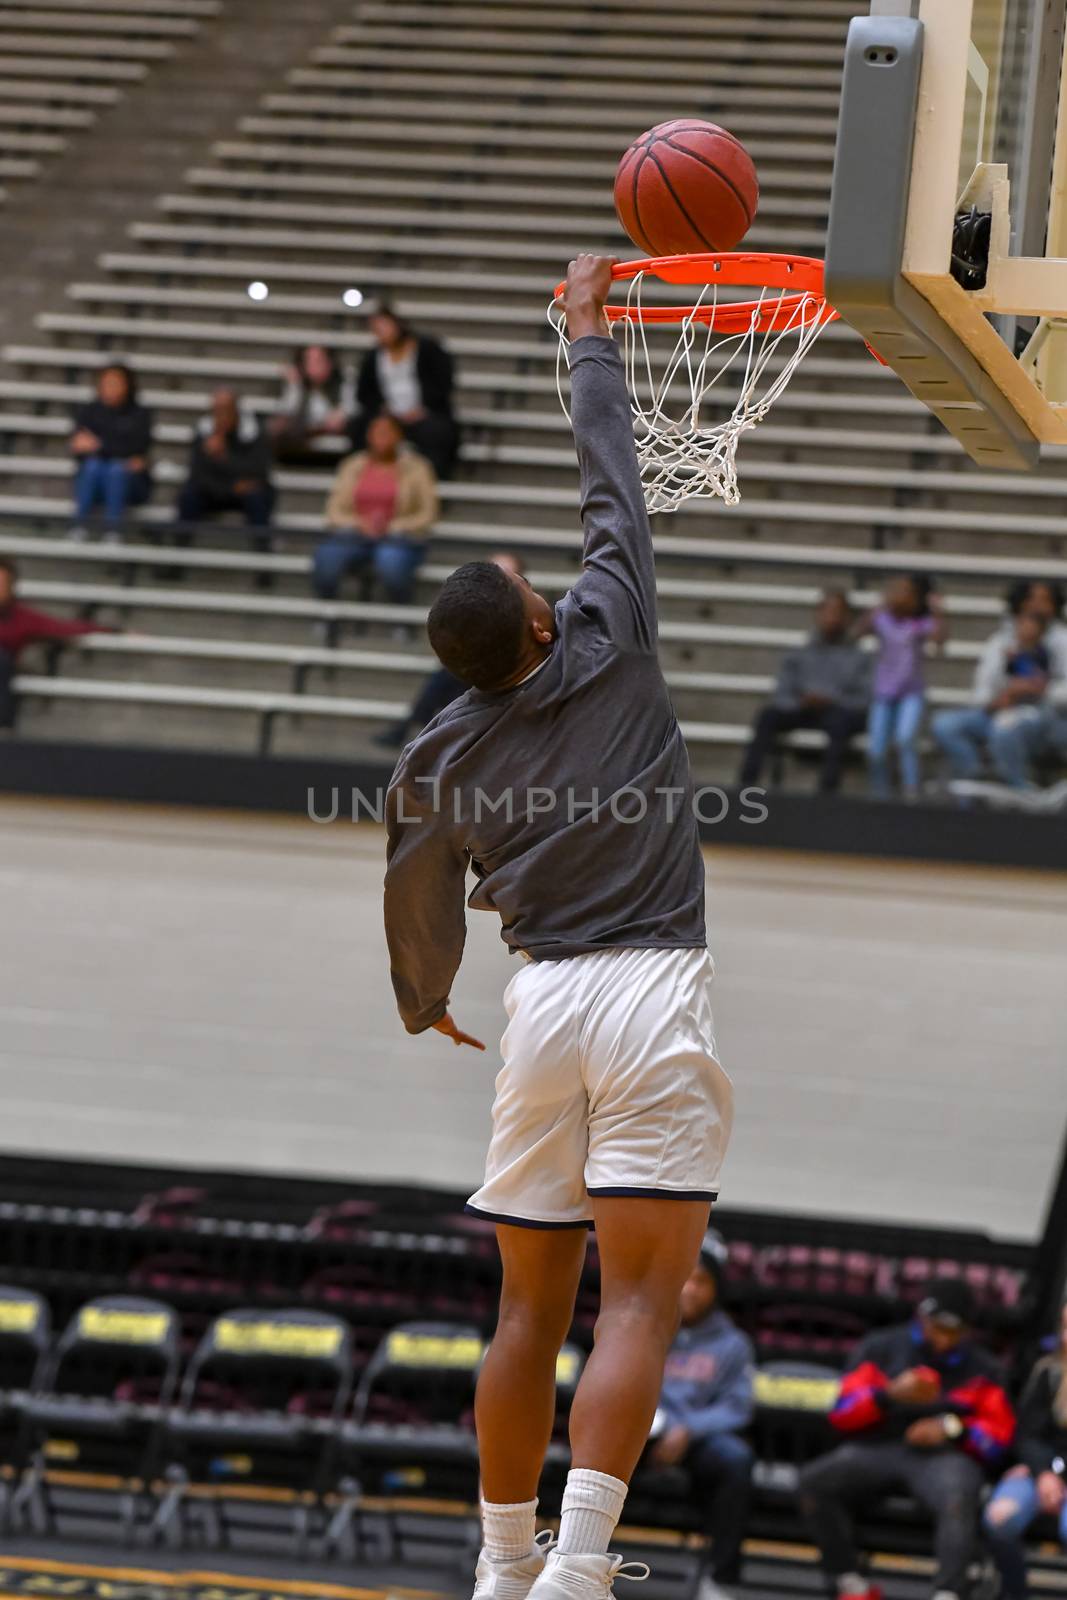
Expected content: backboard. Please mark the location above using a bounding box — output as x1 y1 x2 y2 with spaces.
825 0 1067 468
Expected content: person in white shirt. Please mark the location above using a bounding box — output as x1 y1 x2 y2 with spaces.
932 580 1067 789
271 345 355 466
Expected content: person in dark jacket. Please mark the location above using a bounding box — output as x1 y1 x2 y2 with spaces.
0 556 113 728
70 364 153 538
982 1302 1067 1598
799 1280 1015 1600
352 304 458 478
177 389 276 551
643 1231 755 1600
738 591 871 792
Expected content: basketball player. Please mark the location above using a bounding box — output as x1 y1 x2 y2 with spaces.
384 253 733 1600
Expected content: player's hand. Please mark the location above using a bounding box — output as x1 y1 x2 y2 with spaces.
888 1369 940 1405
650 1424 691 1467
432 1012 486 1051
563 253 616 340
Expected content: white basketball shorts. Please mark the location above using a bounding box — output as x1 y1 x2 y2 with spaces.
466 946 733 1229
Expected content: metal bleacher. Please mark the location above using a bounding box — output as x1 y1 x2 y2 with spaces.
0 0 220 203
2 0 1067 776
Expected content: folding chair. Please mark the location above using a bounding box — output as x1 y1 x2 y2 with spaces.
12 1294 179 1541
0 1287 51 1534
326 1319 485 1566
151 1306 352 1555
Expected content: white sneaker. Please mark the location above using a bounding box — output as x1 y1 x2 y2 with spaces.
68 525 90 542
527 1550 650 1600
473 1531 555 1600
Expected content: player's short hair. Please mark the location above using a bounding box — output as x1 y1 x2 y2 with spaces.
0 556 17 582
427 562 527 690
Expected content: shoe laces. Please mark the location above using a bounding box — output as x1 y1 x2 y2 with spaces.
610 1560 650 1585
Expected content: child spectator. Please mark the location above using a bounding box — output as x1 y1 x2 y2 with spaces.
0 557 114 729
352 304 459 478
271 345 355 466
70 364 153 541
1004 611 1051 687
856 574 946 799
177 388 276 556
313 413 438 607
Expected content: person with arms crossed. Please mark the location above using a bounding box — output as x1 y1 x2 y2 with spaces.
798 1280 1014 1600
384 255 733 1600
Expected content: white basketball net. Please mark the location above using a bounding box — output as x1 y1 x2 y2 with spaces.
549 269 833 513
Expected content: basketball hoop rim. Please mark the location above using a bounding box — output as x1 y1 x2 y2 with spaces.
551 251 839 336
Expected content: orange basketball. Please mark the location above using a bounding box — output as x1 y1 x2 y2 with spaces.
614 118 760 256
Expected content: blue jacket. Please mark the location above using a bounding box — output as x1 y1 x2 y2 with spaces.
660 1309 755 1440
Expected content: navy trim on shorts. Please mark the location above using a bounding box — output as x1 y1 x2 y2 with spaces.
586 1186 719 1201
464 1203 594 1231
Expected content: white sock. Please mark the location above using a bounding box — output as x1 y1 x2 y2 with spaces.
557 1468 627 1557
481 1497 538 1562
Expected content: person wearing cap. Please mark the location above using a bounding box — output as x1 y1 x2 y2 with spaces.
982 1300 1067 1599
798 1278 1015 1600
643 1231 755 1600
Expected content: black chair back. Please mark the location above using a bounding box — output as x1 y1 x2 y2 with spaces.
182 1308 353 1418
0 1287 50 1394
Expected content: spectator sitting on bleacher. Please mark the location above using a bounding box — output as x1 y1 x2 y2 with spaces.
737 590 871 793
351 304 459 479
313 414 438 610
933 581 1067 791
642 1231 755 1600
799 1279 1014 1600
856 574 947 801
69 364 153 542
374 552 525 749
177 388 276 555
983 1301 1067 1600
0 556 113 729
271 344 355 467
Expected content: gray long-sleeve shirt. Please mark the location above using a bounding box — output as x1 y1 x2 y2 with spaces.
384 335 706 1034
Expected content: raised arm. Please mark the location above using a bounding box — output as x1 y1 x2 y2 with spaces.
384 765 484 1048
564 254 657 652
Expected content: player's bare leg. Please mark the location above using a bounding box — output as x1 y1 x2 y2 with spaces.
478 1223 589 1501
526 1197 712 1599
570 1197 711 1478
473 1223 588 1598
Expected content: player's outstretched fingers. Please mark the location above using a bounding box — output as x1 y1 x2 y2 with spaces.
432 1013 486 1051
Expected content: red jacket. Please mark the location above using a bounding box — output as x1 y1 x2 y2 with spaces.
831 1321 1015 1470
0 601 105 661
